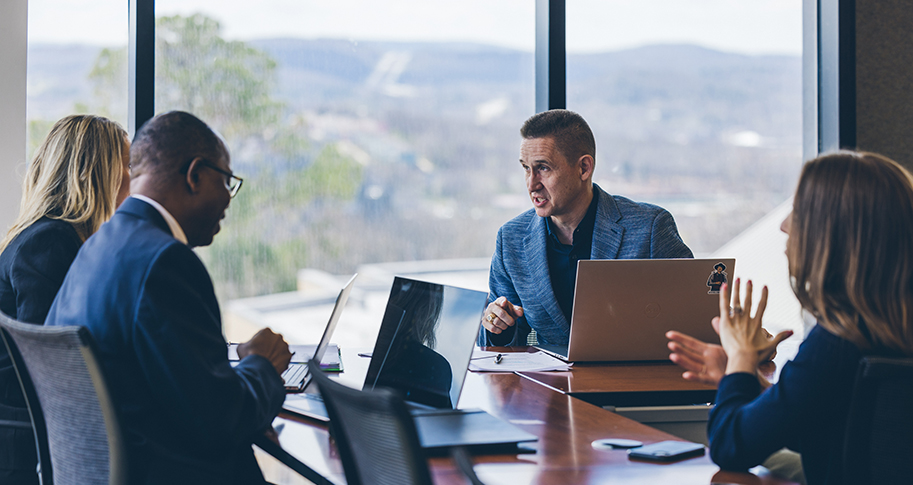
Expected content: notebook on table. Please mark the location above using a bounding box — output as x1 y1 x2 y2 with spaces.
536 258 734 363
230 274 357 391
283 276 538 450
228 343 341 370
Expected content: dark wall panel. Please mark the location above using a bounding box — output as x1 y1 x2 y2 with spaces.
855 0 913 171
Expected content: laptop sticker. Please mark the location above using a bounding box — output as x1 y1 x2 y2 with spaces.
706 262 728 294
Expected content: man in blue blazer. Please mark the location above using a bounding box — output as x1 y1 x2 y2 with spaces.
46 112 292 484
480 110 693 346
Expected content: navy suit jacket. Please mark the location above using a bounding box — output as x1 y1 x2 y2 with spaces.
481 184 693 346
46 198 284 484
708 325 864 485
0 217 81 473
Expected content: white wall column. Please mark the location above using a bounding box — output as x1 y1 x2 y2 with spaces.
0 0 28 232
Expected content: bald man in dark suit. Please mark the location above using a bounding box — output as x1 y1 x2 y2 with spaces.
46 111 291 484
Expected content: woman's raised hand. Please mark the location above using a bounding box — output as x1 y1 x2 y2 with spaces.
718 279 792 375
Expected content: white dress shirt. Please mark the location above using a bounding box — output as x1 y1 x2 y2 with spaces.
130 194 188 245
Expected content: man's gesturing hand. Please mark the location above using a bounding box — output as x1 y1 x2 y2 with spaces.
481 296 524 335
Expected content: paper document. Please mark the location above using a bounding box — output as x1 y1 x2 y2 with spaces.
469 349 571 372
228 343 342 370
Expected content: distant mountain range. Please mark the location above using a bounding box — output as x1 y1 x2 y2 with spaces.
27 44 104 119
27 39 801 146
23 40 804 264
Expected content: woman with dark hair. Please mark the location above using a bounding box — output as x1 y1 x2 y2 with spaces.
668 151 913 485
0 114 130 484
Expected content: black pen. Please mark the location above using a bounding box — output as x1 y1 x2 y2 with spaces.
495 353 503 364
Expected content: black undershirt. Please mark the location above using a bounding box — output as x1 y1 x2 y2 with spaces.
544 189 599 323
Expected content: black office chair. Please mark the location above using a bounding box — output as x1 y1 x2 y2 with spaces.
0 313 127 485
0 381 37 482
843 356 913 484
307 359 483 485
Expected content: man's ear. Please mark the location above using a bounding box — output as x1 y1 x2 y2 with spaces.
185 157 204 194
577 154 594 181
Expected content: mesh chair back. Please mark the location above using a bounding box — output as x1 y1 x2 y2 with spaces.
0 313 126 485
307 359 433 485
1 323 50 485
844 356 913 484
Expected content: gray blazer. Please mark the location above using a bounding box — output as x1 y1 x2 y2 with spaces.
481 184 693 346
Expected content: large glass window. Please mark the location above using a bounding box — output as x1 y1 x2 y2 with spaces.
566 1 803 254
152 1 535 345
22 1 806 351
566 2 805 341
26 0 129 158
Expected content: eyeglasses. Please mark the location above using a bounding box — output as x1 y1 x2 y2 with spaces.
198 160 244 198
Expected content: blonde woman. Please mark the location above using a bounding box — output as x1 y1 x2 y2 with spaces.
668 151 913 485
0 114 129 485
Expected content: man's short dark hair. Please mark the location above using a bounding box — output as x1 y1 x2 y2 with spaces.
131 111 226 175
520 109 596 165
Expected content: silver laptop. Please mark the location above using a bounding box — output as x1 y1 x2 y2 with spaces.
231 274 357 391
536 258 734 362
284 276 538 449
285 273 358 391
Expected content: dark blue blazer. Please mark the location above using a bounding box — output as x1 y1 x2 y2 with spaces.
46 198 284 484
708 325 864 485
481 184 693 346
0 217 81 473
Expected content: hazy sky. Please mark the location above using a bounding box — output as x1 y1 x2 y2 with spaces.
29 0 802 55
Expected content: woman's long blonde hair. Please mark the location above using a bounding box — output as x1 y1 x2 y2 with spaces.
789 151 913 355
0 115 128 252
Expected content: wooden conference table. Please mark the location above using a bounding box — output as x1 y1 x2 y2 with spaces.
516 358 717 408
262 348 795 484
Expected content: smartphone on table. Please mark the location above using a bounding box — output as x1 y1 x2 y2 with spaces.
628 440 705 462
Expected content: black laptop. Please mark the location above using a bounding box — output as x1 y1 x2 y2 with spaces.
283 276 537 450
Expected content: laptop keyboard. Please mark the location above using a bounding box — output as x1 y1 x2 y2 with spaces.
282 363 308 388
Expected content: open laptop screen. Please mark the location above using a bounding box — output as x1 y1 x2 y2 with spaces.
363 277 487 409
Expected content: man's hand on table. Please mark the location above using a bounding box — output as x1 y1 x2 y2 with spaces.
237 328 293 375
482 296 524 335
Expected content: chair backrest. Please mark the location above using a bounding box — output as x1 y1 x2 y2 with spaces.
843 356 913 484
0 313 126 485
307 359 433 485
